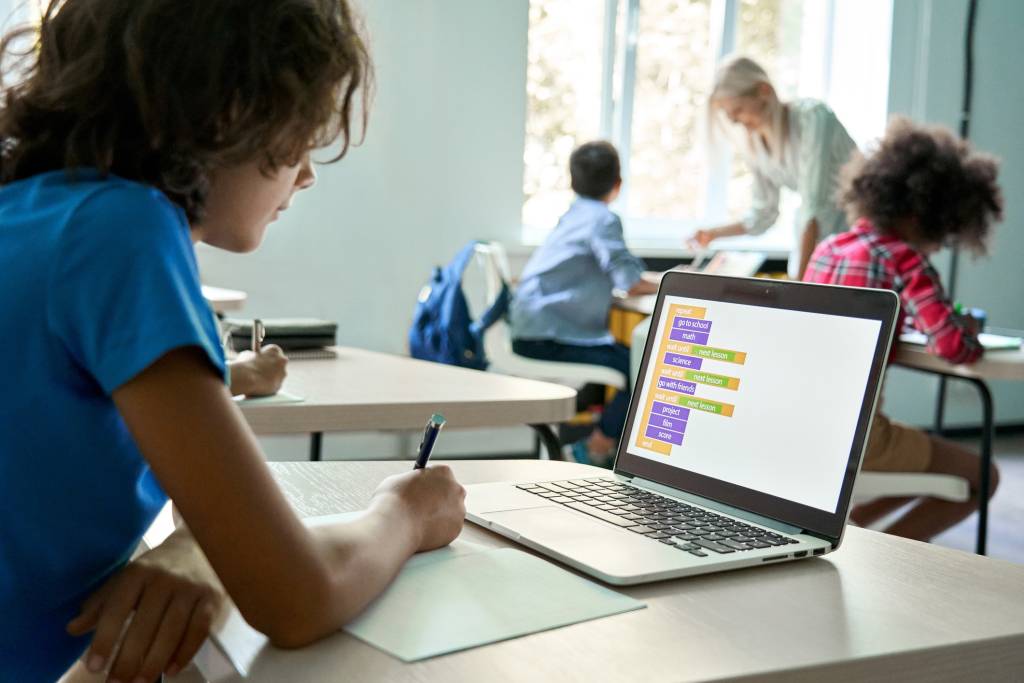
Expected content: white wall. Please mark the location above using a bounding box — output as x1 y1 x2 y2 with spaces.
195 1 533 459
884 0 1024 428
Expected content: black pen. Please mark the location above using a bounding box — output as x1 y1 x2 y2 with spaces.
414 413 446 469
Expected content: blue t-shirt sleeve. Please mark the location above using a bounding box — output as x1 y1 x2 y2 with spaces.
589 213 644 291
47 182 226 394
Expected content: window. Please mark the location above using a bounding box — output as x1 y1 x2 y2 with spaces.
523 0 891 248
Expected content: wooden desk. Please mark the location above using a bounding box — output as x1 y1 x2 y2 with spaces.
202 460 1024 682
238 347 576 460
202 285 248 313
609 293 655 345
893 341 1024 555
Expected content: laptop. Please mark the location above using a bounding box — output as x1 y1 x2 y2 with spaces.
466 272 899 585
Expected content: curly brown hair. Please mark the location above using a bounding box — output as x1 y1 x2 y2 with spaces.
0 0 372 222
837 116 1003 253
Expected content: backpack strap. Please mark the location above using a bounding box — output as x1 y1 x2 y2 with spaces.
448 240 481 279
470 281 510 336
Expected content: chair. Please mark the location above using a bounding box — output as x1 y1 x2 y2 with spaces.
467 242 626 391
462 242 630 460
629 316 970 505
851 472 969 504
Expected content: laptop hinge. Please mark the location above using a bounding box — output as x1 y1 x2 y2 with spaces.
617 475 803 535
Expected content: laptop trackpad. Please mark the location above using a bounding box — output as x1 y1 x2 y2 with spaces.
484 506 686 580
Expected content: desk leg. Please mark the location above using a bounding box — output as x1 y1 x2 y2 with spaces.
934 376 949 434
529 424 562 461
310 432 323 462
964 377 994 556
897 367 995 555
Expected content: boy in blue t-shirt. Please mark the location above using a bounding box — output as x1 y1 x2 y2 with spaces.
512 141 657 464
0 2 466 681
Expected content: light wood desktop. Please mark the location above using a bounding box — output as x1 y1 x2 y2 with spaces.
237 346 577 459
202 285 248 313
199 459 1024 682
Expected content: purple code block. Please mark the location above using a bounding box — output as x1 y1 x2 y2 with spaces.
662 352 704 369
650 415 687 432
646 424 684 446
650 401 691 420
673 316 713 333
669 329 711 345
657 376 697 395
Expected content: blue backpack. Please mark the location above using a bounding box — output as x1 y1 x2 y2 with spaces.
409 241 510 370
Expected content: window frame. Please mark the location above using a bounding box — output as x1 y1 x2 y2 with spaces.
524 0 846 250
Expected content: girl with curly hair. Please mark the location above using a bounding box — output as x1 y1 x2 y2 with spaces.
0 2 465 680
804 116 1004 542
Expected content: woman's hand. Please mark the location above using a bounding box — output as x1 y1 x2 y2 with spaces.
229 344 288 397
66 530 225 682
689 228 717 248
371 465 467 552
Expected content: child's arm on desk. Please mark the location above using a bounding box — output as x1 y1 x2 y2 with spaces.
628 272 661 296
112 348 466 650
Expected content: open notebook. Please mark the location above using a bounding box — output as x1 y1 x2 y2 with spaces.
198 512 644 677
900 330 1022 351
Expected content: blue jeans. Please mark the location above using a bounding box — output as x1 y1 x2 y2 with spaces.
512 339 631 440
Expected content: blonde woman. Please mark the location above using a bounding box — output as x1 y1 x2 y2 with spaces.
690 56 857 277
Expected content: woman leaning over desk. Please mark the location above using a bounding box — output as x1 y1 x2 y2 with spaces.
690 55 858 277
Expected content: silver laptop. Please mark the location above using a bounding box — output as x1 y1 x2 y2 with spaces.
467 272 899 585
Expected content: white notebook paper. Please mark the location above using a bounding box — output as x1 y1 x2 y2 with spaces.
232 390 304 405
900 330 1022 351
203 512 644 676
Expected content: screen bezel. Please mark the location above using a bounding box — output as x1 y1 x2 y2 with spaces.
614 272 899 542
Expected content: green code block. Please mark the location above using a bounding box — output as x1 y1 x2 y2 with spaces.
693 346 734 361
680 396 723 414
683 370 739 389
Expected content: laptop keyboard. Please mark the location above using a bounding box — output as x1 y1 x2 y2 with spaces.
516 478 800 558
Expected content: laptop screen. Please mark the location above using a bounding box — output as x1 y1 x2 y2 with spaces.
624 293 882 514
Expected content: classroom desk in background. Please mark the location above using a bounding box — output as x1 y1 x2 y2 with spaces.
201 285 248 313
192 459 1024 682
893 342 1024 555
237 346 576 460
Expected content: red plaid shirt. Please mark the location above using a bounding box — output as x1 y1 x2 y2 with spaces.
803 218 982 364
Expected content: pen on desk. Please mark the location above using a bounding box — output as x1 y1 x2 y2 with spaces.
252 318 265 353
414 413 446 469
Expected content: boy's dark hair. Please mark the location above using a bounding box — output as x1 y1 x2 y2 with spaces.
838 116 1002 253
570 141 621 199
0 0 372 222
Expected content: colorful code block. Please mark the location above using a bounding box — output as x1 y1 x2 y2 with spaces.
645 425 684 445
683 370 741 390
636 436 672 455
662 352 703 370
669 329 711 345
650 400 691 419
667 304 706 320
672 316 713 333
649 414 687 432
656 376 698 394
679 396 735 417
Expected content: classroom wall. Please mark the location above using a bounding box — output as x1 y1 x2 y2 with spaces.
884 0 1024 428
194 0 533 459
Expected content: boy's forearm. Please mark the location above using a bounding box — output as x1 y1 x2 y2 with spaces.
268 497 422 648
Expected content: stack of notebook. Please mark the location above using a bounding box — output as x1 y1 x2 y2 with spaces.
224 318 338 359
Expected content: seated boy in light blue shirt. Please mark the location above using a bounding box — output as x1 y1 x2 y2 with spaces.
511 141 657 465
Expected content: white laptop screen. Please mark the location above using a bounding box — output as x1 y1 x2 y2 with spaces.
625 294 881 513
